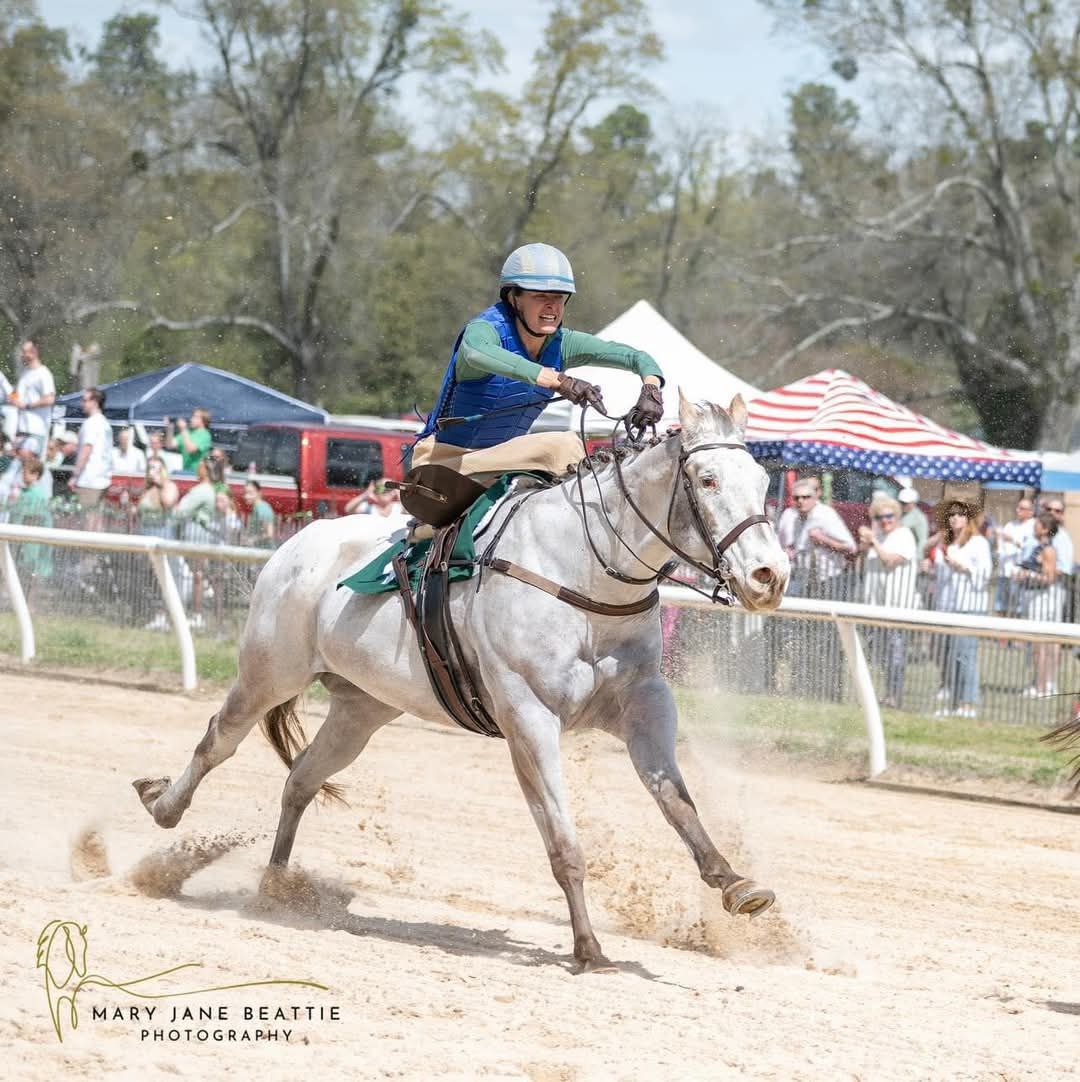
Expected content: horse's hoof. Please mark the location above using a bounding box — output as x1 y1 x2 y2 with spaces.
722 878 775 919
576 956 619 975
132 777 172 822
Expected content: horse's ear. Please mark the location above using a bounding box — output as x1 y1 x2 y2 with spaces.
678 387 705 443
729 393 747 437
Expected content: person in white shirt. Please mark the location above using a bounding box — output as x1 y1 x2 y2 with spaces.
14 340 56 439
995 495 1036 614
858 495 918 707
71 387 113 513
932 500 992 717
111 427 147 475
776 477 856 598
1037 497 1073 576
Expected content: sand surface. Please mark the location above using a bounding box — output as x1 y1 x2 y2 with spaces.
1 671 1077 1080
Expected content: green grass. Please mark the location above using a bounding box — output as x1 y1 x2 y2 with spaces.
675 688 1069 788
0 611 1068 787
0 612 240 685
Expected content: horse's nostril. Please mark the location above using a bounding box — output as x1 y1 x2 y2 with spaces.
751 567 774 586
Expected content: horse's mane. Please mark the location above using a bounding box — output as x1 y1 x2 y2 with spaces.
557 428 681 486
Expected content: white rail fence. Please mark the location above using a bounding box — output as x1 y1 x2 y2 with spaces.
0 523 271 691
1 524 1078 778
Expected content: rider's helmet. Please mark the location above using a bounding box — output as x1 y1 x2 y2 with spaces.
499 243 576 300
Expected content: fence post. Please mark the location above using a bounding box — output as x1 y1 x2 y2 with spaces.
148 549 197 691
0 540 35 663
836 618 887 777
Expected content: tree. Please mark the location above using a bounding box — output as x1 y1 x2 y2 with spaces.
0 7 146 360
755 0 1080 448
138 0 490 399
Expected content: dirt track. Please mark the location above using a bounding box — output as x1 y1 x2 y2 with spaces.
1 671 1077 1080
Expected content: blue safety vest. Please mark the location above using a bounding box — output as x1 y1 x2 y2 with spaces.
419 302 564 449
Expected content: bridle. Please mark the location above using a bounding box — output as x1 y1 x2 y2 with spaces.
575 417 772 605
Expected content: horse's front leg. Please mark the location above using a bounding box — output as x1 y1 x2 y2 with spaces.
498 687 613 973
616 675 775 918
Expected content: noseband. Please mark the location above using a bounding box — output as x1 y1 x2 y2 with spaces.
581 430 771 604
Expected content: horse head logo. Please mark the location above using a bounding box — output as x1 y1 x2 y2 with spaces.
36 920 89 1042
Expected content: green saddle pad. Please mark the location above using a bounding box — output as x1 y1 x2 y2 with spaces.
339 472 545 596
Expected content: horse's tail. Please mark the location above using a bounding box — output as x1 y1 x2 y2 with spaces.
1042 709 1080 796
259 696 346 805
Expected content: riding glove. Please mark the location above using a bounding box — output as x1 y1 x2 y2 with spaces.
628 383 664 431
557 373 606 414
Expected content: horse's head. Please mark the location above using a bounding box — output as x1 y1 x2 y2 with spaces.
673 390 789 611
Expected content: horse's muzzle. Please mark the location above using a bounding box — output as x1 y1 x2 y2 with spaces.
735 563 788 612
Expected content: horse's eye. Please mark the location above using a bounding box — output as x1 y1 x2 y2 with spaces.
700 476 717 489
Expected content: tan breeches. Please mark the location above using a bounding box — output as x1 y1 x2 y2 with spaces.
411 430 586 480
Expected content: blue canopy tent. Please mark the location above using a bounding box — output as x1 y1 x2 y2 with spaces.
58 363 327 432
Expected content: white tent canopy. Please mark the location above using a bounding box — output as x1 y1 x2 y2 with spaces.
533 299 760 432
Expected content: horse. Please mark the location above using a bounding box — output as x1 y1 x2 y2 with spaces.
133 391 790 972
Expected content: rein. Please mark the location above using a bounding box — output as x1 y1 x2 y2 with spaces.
577 413 771 605
476 407 772 614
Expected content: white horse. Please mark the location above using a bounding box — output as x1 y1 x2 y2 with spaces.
134 393 789 971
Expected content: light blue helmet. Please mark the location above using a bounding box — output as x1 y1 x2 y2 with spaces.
499 243 576 295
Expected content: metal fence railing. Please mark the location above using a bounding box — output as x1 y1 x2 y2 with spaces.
1 523 1079 771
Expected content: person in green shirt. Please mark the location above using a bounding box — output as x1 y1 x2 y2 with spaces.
243 479 276 548
413 243 664 477
165 408 213 472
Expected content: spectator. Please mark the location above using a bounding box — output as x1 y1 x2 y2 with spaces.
858 495 918 707
44 436 64 470
210 488 243 545
243 480 276 548
931 500 992 718
897 486 929 555
1016 512 1063 698
1036 497 1073 576
776 477 855 599
138 458 183 632
994 496 1036 615
69 387 113 519
137 457 180 535
0 432 53 504
164 408 212 472
9 456 54 581
111 426 146 475
147 429 184 473
173 457 218 543
13 339 56 439
344 479 378 515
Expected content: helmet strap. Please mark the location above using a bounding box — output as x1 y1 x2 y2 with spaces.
508 289 568 341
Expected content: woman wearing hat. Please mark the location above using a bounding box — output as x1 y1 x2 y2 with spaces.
930 499 992 718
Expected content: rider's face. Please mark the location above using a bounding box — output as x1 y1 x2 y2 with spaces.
514 290 567 336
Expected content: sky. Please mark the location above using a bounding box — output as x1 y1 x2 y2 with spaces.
37 0 832 152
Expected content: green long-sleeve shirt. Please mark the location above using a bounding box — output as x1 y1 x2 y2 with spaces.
456 321 664 386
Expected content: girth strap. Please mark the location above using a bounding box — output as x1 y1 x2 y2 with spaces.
485 558 660 617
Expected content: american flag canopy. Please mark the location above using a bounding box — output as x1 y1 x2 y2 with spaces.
744 369 1041 486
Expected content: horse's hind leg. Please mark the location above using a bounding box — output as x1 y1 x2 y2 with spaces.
617 675 775 918
268 680 398 868
134 678 292 829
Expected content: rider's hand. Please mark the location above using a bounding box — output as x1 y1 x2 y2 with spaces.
556 373 606 413
627 383 663 431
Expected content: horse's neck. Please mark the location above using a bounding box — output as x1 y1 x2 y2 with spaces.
507 439 680 602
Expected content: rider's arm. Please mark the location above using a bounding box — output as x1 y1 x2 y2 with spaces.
455 321 544 383
560 330 664 385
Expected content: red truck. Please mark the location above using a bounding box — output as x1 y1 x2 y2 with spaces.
104 417 420 519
